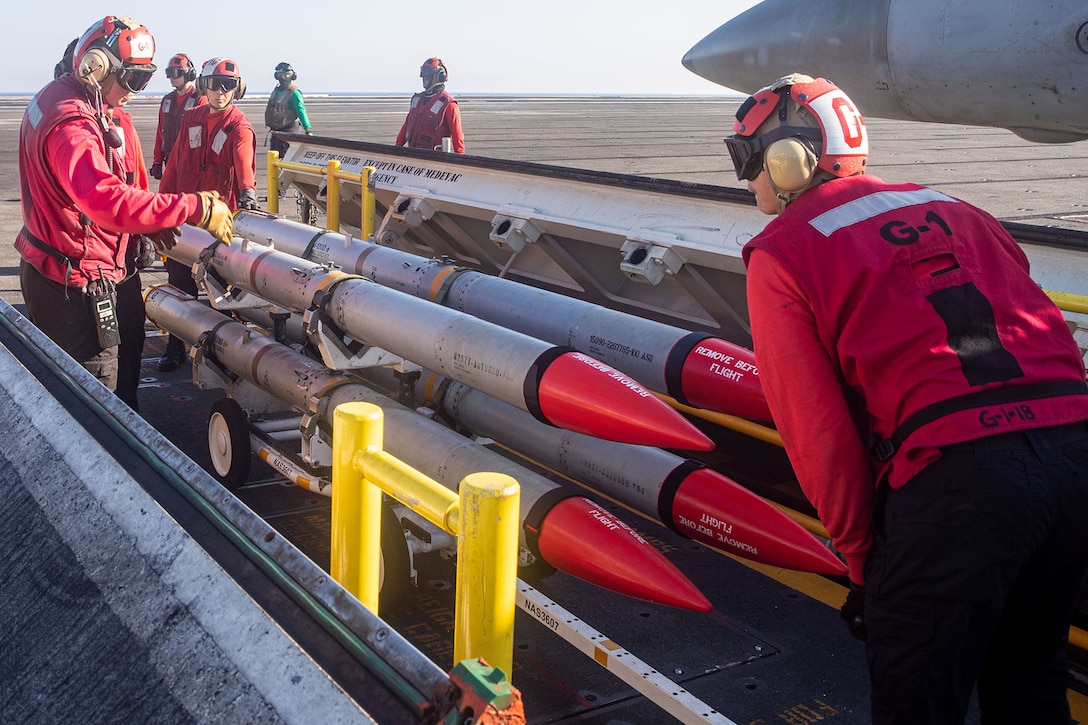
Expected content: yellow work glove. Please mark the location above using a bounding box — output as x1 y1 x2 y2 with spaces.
194 190 234 245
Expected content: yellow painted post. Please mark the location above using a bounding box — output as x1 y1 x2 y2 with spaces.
331 402 384 612
454 472 520 680
267 151 280 215
1046 289 1088 315
325 159 342 232
361 166 376 241
362 450 460 533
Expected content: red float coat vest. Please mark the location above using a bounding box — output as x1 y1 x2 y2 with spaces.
111 108 148 192
153 85 206 165
159 103 256 211
743 174 1088 582
16 75 200 287
395 89 464 153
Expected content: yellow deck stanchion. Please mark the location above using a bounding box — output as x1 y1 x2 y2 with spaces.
330 403 519 674
266 150 281 215
331 402 383 611
455 473 520 679
361 449 460 534
360 166 376 240
325 159 342 232
1046 289 1088 316
264 147 376 238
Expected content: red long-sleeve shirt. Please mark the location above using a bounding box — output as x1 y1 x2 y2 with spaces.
744 175 1088 583
17 75 202 287
160 103 256 211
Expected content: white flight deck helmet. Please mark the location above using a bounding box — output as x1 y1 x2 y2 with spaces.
724 74 869 212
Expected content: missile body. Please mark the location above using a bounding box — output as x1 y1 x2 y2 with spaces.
392 369 845 575
163 227 712 450
232 212 771 421
143 287 712 611
682 0 1088 144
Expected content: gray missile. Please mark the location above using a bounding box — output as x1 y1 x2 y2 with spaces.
361 367 845 576
161 226 712 450
142 286 713 611
231 211 771 421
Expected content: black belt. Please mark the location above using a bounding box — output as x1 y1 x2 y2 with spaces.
870 380 1088 462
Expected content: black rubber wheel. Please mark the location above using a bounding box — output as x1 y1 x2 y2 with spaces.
207 397 251 489
379 502 412 612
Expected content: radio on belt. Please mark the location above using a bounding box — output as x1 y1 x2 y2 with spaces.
89 280 120 348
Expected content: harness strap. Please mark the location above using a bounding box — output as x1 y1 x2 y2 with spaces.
20 225 77 287
870 380 1088 462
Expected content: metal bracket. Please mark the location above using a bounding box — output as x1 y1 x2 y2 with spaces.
619 232 684 286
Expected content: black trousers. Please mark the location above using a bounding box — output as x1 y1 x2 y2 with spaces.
865 422 1088 724
20 260 117 390
270 120 302 158
114 271 145 411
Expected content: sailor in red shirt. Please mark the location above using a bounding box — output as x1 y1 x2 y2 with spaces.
157 56 257 372
727 74 1088 724
51 34 150 413
17 15 233 392
395 57 465 153
159 57 257 211
150 53 206 180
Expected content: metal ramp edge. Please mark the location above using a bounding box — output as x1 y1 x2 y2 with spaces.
0 298 447 724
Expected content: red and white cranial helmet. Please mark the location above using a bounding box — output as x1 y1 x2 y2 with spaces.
73 15 156 91
725 74 868 185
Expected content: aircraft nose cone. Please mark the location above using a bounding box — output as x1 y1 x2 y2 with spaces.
680 48 697 75
680 0 891 96
682 0 802 93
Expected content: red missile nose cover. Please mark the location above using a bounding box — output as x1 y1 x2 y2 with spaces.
679 339 772 421
537 352 714 450
536 496 712 612
671 468 846 575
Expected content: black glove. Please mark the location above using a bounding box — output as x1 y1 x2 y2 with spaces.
238 187 260 211
840 582 868 642
149 226 180 251
150 162 163 180
127 235 158 270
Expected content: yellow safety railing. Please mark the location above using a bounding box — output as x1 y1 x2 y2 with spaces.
1046 289 1088 317
266 151 376 239
331 401 519 678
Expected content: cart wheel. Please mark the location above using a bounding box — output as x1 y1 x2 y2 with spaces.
208 398 251 489
379 502 412 612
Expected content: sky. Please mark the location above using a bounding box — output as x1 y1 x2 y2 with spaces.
9 1 760 96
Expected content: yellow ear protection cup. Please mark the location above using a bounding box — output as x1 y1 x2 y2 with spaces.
78 47 117 87
764 136 818 193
